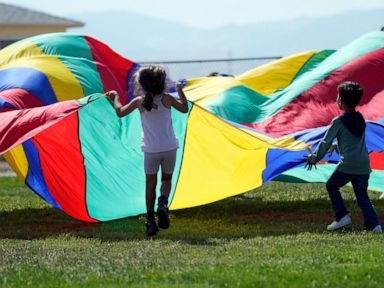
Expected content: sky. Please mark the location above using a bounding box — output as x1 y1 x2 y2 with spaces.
6 0 384 28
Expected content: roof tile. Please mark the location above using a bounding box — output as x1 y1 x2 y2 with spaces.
0 2 83 27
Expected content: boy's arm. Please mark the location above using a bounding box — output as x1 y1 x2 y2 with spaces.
309 120 340 163
107 90 140 117
169 83 188 113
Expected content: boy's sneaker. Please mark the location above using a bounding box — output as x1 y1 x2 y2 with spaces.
157 196 170 229
146 220 158 237
327 214 352 231
372 225 382 233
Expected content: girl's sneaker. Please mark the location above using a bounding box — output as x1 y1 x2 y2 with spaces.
146 220 159 237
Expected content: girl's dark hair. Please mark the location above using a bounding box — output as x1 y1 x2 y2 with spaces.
136 65 167 111
337 81 364 108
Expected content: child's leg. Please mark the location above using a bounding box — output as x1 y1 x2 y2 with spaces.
326 170 352 220
351 174 380 230
145 174 157 213
145 173 159 236
156 149 177 229
157 175 171 229
159 149 177 201
144 152 161 213
160 173 172 201
144 152 161 236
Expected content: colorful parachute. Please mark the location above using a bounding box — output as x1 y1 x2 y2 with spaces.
187 31 384 190
0 32 383 222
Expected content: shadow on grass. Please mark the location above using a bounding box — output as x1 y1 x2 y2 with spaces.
0 207 98 240
1 196 380 244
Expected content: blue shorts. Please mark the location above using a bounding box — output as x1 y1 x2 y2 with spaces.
144 149 177 175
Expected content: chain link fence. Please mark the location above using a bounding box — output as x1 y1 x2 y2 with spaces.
140 56 281 80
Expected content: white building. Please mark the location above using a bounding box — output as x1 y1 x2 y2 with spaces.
0 2 83 48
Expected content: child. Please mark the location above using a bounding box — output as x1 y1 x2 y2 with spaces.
107 65 188 236
306 81 382 233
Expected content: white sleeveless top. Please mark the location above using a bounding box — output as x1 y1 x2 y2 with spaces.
140 94 179 153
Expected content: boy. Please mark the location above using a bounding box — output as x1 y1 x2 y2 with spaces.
306 81 382 233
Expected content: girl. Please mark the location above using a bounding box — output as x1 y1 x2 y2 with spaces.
107 65 188 236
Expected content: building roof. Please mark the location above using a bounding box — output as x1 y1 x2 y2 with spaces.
0 2 83 27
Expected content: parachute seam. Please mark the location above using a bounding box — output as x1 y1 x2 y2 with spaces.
76 111 97 222
169 102 193 207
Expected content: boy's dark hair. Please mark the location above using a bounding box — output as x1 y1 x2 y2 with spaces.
337 81 364 108
381 26 384 31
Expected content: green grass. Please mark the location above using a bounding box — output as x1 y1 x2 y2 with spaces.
0 177 383 287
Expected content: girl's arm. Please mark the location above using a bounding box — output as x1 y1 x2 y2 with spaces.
107 90 140 117
169 83 188 113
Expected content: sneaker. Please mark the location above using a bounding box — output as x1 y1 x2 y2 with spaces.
372 225 382 233
146 220 158 237
157 200 170 229
327 214 352 231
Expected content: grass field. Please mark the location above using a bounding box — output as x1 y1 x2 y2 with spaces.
0 176 383 287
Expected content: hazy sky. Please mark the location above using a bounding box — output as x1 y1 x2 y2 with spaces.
7 0 384 28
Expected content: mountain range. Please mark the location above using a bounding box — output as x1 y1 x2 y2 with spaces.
68 9 383 61
66 10 383 78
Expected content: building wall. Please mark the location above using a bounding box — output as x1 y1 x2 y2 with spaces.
0 25 71 48
0 25 68 39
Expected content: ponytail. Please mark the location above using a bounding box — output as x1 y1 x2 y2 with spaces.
142 92 154 111
136 65 168 111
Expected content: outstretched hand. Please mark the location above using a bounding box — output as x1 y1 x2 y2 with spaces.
106 90 118 100
305 155 317 171
175 82 183 92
